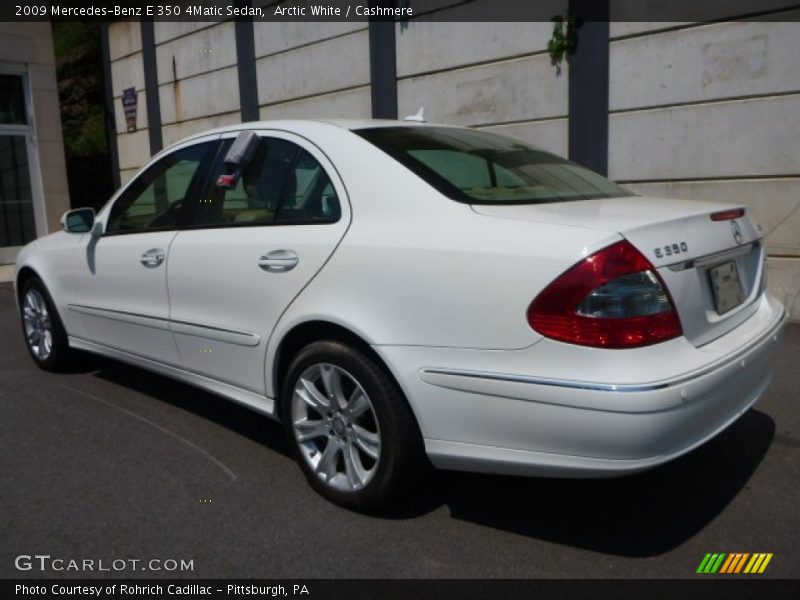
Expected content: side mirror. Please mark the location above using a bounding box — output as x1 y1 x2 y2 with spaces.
60 208 96 234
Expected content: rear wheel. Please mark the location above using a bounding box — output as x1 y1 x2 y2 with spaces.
281 340 425 511
20 277 72 371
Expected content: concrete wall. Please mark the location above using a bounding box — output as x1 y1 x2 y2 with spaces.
156 21 242 147
111 16 571 161
255 23 371 120
609 14 800 320
107 21 374 180
108 21 147 185
109 21 246 183
396 2 569 156
0 21 70 246
108 17 571 173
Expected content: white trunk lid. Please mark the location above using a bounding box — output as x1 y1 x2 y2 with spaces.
472 196 765 346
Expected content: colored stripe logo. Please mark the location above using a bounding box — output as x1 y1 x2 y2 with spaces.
697 553 773 574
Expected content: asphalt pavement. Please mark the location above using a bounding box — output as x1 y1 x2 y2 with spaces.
1 281 798 578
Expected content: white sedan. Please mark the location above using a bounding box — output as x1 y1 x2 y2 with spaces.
14 120 787 510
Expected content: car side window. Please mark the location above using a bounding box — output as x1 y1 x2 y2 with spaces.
199 137 340 227
106 142 212 234
277 149 341 224
199 138 297 226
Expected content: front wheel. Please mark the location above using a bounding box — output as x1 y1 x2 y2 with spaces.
281 340 425 511
19 276 73 371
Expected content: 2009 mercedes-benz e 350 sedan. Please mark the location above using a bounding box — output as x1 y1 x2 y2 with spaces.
15 120 787 510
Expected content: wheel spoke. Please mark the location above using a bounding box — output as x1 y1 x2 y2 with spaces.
23 306 36 320
23 317 36 334
320 365 346 409
294 418 328 443
353 425 380 460
347 388 369 417
296 377 330 412
315 441 340 480
37 336 48 359
27 330 40 346
25 292 37 313
30 291 43 313
343 441 367 489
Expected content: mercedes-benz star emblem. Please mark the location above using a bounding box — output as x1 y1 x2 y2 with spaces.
731 220 743 245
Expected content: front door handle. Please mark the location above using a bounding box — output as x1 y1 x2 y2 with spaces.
140 248 166 268
258 249 299 272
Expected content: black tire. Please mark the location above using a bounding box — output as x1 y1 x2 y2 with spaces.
19 276 72 372
281 340 426 512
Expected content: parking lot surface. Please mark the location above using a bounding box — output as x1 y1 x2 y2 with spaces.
1 282 798 578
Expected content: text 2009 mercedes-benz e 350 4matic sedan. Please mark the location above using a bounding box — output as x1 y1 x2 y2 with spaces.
15 120 787 510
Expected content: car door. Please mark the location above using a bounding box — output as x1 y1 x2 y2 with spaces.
69 137 217 365
166 130 350 394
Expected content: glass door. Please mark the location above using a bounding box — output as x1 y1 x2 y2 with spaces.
0 69 38 263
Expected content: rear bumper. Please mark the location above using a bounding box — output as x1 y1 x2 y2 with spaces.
375 293 787 477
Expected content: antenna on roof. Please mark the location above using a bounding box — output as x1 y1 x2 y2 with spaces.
404 106 425 122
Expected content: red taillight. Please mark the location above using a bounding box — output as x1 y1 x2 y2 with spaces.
710 208 745 221
527 240 682 349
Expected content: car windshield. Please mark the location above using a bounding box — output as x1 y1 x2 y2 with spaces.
356 126 634 204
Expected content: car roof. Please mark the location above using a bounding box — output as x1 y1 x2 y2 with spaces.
164 118 452 154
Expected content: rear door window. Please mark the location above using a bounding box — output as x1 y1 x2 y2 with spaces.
197 136 341 227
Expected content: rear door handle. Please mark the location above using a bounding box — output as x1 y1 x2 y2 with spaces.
258 249 299 272
140 248 166 268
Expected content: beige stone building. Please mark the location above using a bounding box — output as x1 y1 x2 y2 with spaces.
0 22 69 265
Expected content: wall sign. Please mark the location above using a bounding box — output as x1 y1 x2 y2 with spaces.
121 87 137 133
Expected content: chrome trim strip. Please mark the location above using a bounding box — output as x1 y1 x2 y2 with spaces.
67 303 169 330
67 303 261 346
170 320 261 347
422 308 786 394
421 369 669 393
667 240 759 272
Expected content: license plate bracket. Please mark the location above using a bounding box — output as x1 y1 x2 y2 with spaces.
708 260 745 315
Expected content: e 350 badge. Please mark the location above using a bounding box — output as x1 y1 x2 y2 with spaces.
654 242 689 260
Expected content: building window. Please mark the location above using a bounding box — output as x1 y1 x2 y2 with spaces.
0 71 36 249
0 74 27 125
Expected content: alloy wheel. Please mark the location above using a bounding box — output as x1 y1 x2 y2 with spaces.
22 288 53 361
291 363 381 492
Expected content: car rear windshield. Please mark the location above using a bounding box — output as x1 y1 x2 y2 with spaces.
356 126 634 205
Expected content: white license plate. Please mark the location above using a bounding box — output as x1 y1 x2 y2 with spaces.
708 260 745 315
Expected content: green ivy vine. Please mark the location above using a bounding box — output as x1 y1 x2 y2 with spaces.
547 14 582 70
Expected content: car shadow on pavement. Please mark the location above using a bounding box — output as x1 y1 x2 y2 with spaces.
386 408 775 557
79 350 774 558
85 354 293 460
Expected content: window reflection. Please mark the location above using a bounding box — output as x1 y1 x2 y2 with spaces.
0 74 27 126
0 136 36 247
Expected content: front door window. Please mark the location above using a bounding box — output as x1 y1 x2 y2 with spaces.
105 142 213 234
